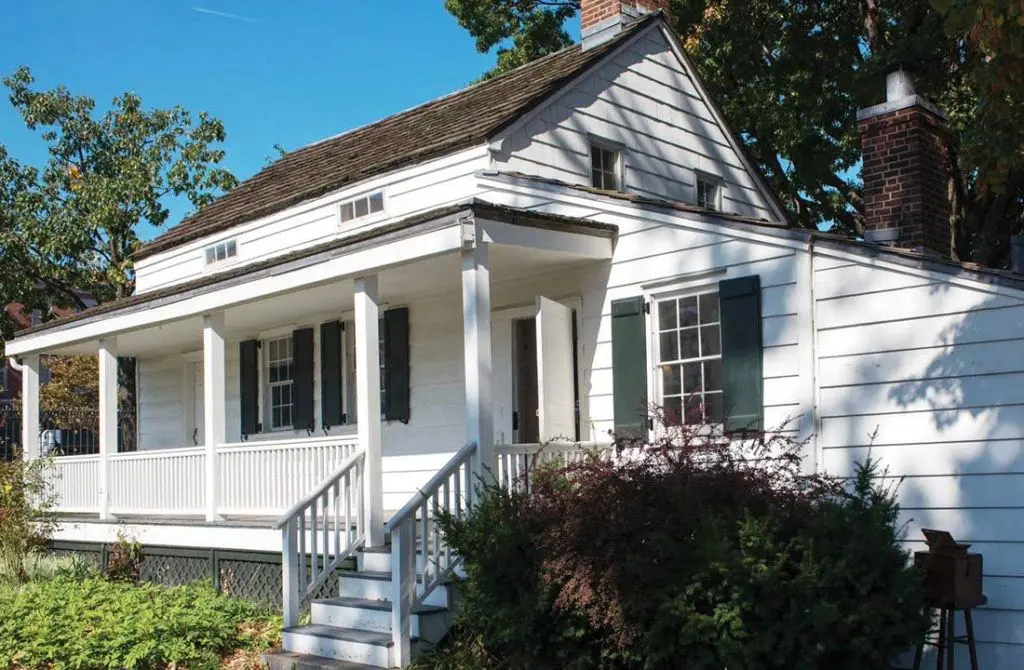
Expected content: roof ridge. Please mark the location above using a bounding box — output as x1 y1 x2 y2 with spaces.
301 43 584 152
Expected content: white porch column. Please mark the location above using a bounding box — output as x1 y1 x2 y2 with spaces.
203 312 226 522
462 241 494 476
97 338 117 520
20 354 40 461
355 275 385 547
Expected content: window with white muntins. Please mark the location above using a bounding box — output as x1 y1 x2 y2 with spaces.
265 336 294 430
655 290 724 425
340 191 385 224
590 144 621 191
696 176 722 211
204 239 237 266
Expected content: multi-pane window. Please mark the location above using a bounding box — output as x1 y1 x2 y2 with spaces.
339 318 389 424
591 145 620 191
656 291 723 425
340 191 385 223
265 336 294 430
696 178 721 211
204 239 237 266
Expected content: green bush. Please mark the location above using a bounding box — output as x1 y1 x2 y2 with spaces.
437 425 928 670
0 454 58 584
0 575 281 669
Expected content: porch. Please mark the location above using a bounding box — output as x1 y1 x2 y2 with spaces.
9 202 616 535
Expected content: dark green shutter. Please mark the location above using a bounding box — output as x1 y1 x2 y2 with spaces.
383 307 410 423
239 339 260 437
292 328 315 432
320 321 343 428
719 275 763 433
611 296 648 439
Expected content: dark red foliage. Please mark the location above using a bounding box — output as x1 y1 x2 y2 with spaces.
529 418 842 649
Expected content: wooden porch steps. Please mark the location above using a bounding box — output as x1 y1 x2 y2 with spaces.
278 541 457 668
262 649 381 669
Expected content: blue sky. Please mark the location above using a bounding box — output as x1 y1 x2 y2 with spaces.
0 1 549 240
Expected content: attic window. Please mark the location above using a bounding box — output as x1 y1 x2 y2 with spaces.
204 239 237 266
340 191 385 223
696 176 722 211
590 144 621 191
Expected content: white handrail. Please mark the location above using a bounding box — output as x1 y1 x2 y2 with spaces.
279 448 367 628
386 442 477 667
219 433 358 451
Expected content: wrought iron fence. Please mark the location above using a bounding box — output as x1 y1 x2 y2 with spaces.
0 405 137 461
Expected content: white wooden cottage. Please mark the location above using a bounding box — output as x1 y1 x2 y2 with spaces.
9 1 1024 667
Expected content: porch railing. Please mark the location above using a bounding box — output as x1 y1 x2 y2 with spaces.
386 442 477 668
43 433 360 519
108 447 206 516
277 448 366 628
495 441 614 493
219 435 360 516
45 454 101 514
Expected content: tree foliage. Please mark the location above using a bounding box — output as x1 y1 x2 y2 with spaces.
37 356 99 421
446 0 1024 268
0 66 237 345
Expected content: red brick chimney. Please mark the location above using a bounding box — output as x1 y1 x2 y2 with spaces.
581 0 670 49
857 70 954 258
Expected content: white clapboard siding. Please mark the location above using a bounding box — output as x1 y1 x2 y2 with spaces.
814 251 1024 666
133 147 490 294
493 28 777 220
138 355 186 450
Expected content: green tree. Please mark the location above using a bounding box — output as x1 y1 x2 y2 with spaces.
0 66 237 342
446 0 1024 268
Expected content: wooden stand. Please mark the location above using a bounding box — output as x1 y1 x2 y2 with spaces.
912 602 982 670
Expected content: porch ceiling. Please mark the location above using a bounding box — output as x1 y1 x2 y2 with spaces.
42 242 603 358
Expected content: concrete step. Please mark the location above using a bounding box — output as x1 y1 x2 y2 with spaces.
262 650 379 669
283 624 411 668
339 570 450 608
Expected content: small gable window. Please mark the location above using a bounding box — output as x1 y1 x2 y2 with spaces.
696 176 722 211
590 144 621 191
340 191 385 224
204 239 237 266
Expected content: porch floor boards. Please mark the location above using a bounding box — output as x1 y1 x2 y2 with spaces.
55 511 406 530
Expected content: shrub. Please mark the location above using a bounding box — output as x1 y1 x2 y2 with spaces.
438 422 927 670
105 531 143 583
0 576 281 669
0 454 58 584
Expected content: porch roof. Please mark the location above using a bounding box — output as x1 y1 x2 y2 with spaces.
8 200 616 354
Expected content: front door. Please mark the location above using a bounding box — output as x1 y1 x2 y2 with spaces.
192 362 205 447
492 298 578 445
513 317 539 444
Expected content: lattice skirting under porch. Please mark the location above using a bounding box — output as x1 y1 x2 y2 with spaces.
49 541 352 609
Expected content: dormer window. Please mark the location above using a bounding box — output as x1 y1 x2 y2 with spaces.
204 239 237 266
341 191 385 223
696 175 722 211
590 144 621 191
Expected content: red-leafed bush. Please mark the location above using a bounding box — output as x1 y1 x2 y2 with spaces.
436 419 927 670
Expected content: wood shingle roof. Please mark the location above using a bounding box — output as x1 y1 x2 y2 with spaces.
135 15 655 261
